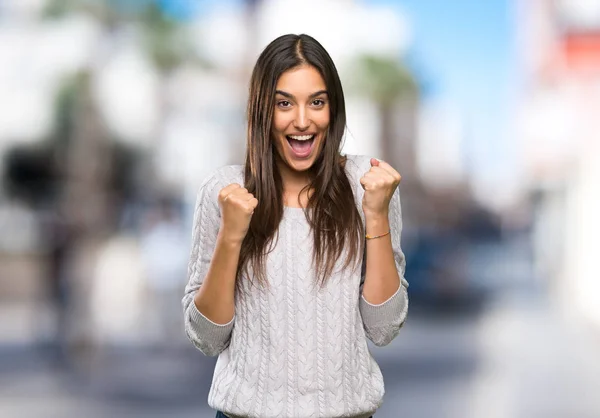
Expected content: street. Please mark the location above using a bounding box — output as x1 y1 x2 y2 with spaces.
2 284 599 418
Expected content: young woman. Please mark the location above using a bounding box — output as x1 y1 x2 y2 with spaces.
182 34 409 418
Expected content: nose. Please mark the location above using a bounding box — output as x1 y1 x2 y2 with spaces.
293 107 310 131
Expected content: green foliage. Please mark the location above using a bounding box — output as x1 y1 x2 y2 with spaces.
42 0 109 21
42 0 208 72
349 55 418 105
138 3 189 72
41 0 76 18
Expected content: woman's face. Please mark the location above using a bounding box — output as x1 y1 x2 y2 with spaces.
272 65 330 175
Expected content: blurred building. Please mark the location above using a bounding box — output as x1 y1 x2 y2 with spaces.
517 0 600 328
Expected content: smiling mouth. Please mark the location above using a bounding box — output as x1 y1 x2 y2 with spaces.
286 134 315 157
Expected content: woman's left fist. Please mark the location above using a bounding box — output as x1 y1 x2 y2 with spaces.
359 158 402 218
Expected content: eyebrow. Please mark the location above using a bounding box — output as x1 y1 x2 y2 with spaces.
275 89 328 100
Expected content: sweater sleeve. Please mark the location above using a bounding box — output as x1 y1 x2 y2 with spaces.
359 186 409 347
181 173 234 357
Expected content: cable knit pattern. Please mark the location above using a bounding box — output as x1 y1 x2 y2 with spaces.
182 154 409 418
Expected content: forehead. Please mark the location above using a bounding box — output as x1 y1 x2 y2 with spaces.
275 65 326 92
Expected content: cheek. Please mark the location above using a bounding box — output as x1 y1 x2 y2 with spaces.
315 112 330 132
272 112 290 135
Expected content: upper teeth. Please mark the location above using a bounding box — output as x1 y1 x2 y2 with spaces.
288 135 314 141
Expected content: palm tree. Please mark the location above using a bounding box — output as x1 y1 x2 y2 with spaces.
41 0 216 208
348 54 419 178
33 0 196 370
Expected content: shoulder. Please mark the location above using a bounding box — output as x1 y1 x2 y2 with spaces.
196 164 245 203
342 153 373 181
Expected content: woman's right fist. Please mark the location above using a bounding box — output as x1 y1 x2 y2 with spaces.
218 183 258 244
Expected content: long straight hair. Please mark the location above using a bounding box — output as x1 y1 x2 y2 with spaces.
237 34 365 291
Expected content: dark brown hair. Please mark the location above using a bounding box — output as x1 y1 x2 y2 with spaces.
237 33 365 291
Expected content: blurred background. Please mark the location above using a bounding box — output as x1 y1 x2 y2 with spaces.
1 0 600 417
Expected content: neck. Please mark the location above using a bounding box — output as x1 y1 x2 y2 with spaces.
275 158 314 208
275 158 312 191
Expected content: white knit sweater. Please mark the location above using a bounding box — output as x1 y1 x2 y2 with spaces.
182 154 409 418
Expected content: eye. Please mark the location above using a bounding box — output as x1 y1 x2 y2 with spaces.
277 100 291 108
312 98 326 107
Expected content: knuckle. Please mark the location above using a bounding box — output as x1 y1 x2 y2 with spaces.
220 184 239 199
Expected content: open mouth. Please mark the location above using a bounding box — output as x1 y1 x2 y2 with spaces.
286 134 315 158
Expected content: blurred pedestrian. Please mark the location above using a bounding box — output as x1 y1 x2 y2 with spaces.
182 34 409 418
39 207 73 365
140 199 188 349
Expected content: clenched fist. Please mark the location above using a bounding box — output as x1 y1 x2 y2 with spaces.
359 158 402 218
218 183 258 244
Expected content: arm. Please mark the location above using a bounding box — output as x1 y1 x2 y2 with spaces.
182 177 239 357
360 187 409 347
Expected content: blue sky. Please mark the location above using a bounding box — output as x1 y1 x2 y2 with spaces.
376 0 518 185
390 0 515 102
160 0 516 113
160 0 518 187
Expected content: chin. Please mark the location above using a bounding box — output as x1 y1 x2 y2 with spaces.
287 158 315 172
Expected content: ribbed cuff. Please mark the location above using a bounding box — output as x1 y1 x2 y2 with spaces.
360 283 407 327
187 301 235 338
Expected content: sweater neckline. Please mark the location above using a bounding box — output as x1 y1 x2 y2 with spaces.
283 206 309 219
